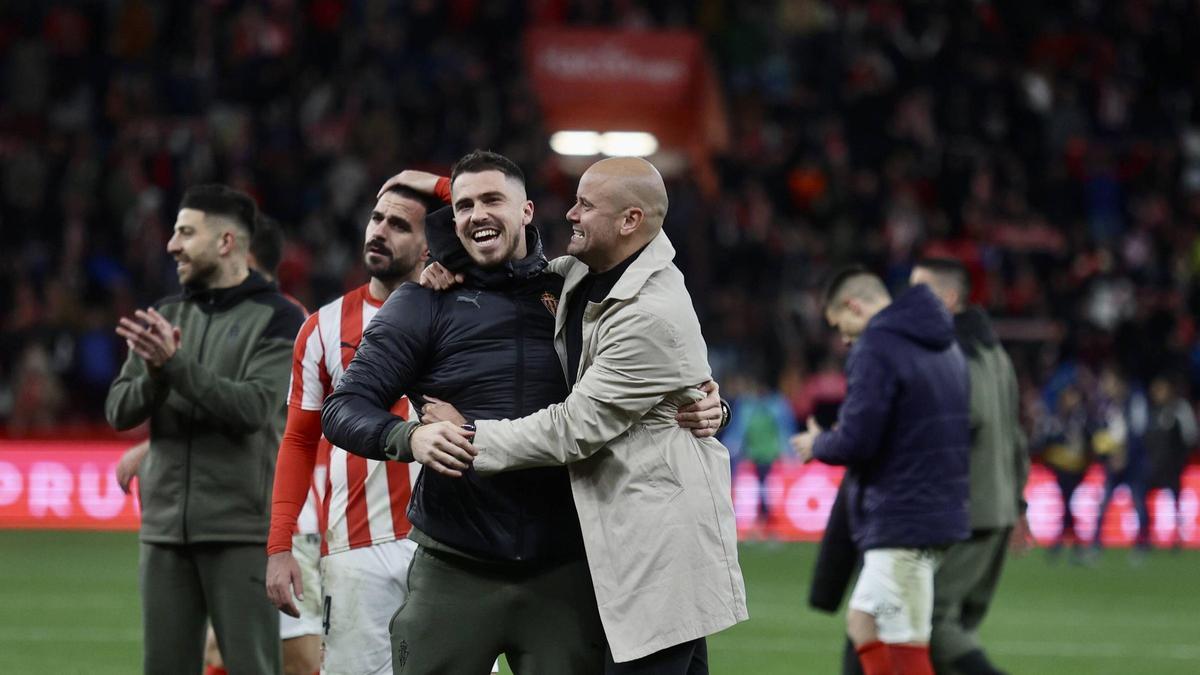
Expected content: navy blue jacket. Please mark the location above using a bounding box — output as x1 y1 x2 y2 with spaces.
321 217 580 562
813 284 970 551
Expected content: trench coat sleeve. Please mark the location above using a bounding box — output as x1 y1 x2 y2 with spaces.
473 309 694 474
813 346 898 466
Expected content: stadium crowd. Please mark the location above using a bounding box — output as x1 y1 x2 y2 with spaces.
2 0 1198 496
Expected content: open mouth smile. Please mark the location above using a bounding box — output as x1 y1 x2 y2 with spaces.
471 228 500 244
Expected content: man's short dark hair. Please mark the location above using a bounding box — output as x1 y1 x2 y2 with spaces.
823 265 889 309
384 185 442 216
251 214 285 278
914 257 970 297
449 150 525 187
180 184 258 235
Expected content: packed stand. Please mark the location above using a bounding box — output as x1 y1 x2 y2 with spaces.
1 1 1198 500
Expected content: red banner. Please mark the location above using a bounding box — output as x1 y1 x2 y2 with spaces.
734 461 1200 548
526 27 701 104
524 27 720 150
0 441 140 530
2 441 1196 549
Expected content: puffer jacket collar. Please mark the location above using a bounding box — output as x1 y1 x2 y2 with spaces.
425 205 548 287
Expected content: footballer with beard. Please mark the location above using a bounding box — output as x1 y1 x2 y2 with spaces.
264 185 446 675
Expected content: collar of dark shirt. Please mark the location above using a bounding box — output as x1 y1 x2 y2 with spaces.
581 243 649 304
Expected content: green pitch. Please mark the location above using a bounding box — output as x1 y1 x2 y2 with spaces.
2 532 1197 674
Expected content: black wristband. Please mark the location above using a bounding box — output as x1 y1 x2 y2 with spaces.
718 399 732 430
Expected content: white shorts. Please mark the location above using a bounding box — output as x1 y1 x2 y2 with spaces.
848 548 941 644
319 537 418 675
280 533 323 640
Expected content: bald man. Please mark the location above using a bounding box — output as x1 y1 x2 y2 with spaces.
418 157 748 674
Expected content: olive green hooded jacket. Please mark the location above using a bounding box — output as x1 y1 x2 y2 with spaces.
106 271 304 544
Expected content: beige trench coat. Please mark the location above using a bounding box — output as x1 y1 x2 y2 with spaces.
473 231 748 662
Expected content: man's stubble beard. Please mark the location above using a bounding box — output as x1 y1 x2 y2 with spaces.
180 258 221 291
365 253 419 283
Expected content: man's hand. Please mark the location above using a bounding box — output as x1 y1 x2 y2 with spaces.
419 262 464 291
411 422 477 477
377 169 442 199
116 441 150 494
1009 514 1034 557
116 308 180 370
419 396 467 426
677 380 723 438
790 416 824 463
265 551 304 618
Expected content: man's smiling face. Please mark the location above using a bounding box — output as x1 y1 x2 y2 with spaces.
451 169 532 268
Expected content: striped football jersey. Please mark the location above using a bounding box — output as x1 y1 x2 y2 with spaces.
288 284 418 556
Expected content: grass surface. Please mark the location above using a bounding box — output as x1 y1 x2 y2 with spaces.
2 531 1197 673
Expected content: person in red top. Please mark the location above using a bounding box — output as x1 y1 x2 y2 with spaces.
265 183 443 675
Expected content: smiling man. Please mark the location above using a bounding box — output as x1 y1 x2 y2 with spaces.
321 150 608 674
412 157 748 674
106 184 305 675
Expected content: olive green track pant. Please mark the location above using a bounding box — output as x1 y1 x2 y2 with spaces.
389 547 605 675
139 542 281 675
930 528 1012 671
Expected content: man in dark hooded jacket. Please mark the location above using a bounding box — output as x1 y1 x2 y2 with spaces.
792 266 970 675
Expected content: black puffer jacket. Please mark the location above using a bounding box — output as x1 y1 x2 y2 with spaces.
321 214 578 562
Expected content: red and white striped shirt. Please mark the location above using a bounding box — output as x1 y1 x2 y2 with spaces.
284 284 417 557
295 440 328 536
279 294 327 539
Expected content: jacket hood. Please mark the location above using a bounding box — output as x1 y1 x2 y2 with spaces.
953 305 999 358
425 206 548 286
868 284 956 350
181 269 276 311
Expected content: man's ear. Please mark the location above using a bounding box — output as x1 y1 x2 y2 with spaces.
949 288 964 312
522 199 535 225
619 207 644 237
846 297 864 317
217 229 238 256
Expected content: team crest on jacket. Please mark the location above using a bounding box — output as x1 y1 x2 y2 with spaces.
540 292 558 316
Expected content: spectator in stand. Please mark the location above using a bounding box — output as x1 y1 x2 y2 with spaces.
6 344 66 434
1143 376 1198 550
1033 384 1092 564
722 373 796 538
1090 368 1151 556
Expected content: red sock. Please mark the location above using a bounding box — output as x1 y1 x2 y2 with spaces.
890 644 934 675
856 640 894 675
203 666 228 675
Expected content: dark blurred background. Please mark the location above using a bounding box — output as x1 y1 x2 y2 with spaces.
3 0 1200 465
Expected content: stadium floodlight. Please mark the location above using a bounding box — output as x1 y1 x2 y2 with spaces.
550 130 602 156
599 131 658 157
